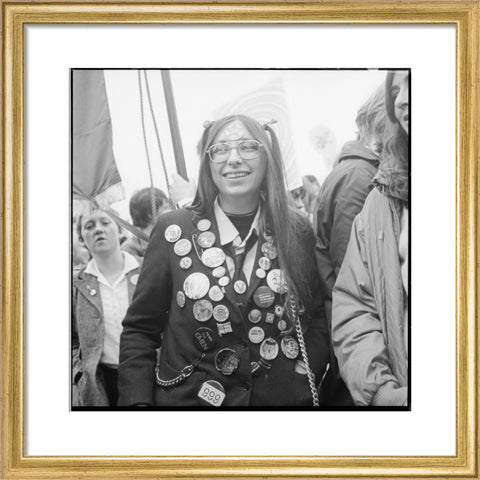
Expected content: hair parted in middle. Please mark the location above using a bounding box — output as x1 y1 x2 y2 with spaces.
191 114 314 311
379 70 409 204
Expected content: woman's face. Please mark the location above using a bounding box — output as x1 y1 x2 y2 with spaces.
209 120 267 205
391 71 409 134
80 211 120 256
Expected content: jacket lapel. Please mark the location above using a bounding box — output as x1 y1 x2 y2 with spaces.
74 272 103 314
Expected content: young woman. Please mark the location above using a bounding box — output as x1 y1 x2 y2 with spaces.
72 208 142 406
118 114 330 407
332 71 409 406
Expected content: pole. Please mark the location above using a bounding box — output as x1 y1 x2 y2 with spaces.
161 70 188 180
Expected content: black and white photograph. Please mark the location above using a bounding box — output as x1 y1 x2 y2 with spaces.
71 68 410 410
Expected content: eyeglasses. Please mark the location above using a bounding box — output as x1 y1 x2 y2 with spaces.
207 140 263 163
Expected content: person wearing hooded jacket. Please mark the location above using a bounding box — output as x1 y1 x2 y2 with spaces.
313 82 387 405
332 70 409 406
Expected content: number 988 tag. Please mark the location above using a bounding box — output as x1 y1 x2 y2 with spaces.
197 380 226 407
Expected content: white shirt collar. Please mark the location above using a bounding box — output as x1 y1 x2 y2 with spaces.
213 197 261 248
84 251 139 288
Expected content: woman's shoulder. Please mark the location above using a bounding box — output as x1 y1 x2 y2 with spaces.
154 207 202 232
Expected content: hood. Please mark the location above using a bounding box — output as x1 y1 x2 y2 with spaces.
335 140 380 166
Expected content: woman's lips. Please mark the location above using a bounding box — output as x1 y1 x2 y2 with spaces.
223 171 250 179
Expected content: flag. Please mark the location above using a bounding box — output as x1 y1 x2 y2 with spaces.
72 69 125 215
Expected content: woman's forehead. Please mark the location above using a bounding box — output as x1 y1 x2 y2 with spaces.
215 120 250 142
82 211 108 223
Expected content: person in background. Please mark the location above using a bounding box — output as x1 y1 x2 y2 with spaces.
313 81 387 405
332 70 409 406
72 207 142 406
122 187 170 258
118 114 330 407
302 175 321 223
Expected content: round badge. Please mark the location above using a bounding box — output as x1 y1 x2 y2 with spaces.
198 231 216 249
164 224 182 243
184 272 210 300
193 327 216 352
277 319 288 331
213 304 230 323
261 242 278 260
215 348 240 375
176 291 186 308
267 269 286 294
201 247 226 268
259 337 279 360
281 336 299 359
197 219 211 232
209 285 224 302
255 268 266 279
248 309 262 324
248 326 265 344
193 299 214 322
232 236 242 248
218 276 230 287
89 288 97 296
253 286 275 308
258 256 272 271
234 280 247 295
274 304 285 317
174 238 192 257
179 256 192 270
212 266 226 278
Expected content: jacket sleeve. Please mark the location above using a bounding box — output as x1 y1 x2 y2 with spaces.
118 217 172 406
71 281 82 384
329 164 375 279
332 213 406 406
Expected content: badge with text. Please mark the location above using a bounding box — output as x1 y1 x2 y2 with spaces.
212 266 226 278
184 272 210 300
217 321 233 336
193 327 216 352
253 286 275 308
258 256 272 271
164 224 182 243
267 269 287 294
248 326 265 344
197 380 225 407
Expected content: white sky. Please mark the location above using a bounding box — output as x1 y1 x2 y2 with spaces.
104 69 386 219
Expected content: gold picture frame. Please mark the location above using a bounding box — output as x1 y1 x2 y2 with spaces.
1 1 478 478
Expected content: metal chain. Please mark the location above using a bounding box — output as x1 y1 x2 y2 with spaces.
289 294 320 407
155 354 205 388
137 70 158 219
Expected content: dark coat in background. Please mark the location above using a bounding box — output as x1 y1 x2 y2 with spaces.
72 261 142 406
118 208 330 407
313 140 380 405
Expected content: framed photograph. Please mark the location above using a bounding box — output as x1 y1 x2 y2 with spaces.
2 1 478 478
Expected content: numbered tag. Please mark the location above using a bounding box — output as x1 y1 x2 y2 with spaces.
197 380 226 407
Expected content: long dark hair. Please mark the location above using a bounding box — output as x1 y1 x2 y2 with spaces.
191 114 313 307
379 71 409 203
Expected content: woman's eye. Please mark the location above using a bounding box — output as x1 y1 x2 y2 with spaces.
240 141 258 153
213 144 229 154
391 86 399 100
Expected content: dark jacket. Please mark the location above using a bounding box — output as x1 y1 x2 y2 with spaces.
118 208 330 407
313 140 379 405
72 258 142 406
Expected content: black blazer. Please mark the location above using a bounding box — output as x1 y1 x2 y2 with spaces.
118 208 329 407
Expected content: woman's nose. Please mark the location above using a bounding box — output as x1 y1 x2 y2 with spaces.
94 224 104 234
226 146 242 165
